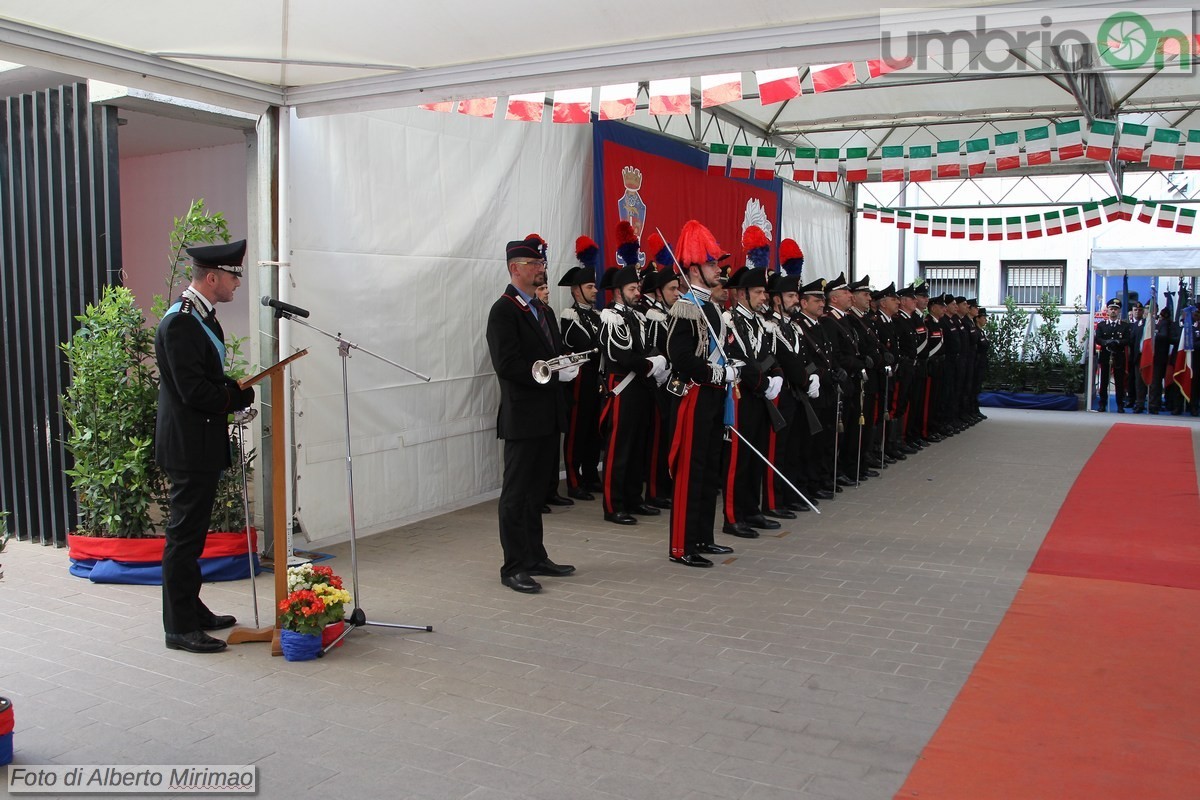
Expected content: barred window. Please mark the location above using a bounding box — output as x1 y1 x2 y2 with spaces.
919 261 979 299
1002 261 1065 306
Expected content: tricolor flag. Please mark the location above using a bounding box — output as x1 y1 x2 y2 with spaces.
896 210 912 229
931 215 948 237
950 217 966 239
598 84 637 121
648 79 691 115
755 67 802 105
1100 195 1120 222
707 144 729 177
1085 119 1117 161
1147 127 1182 170
1025 213 1043 238
908 145 933 181
969 218 985 240
729 145 754 178
1171 305 1194 402
1137 200 1157 224
844 147 868 181
418 101 455 112
1117 122 1149 162
994 132 1020 170
1055 120 1084 160
1158 203 1179 228
936 140 962 178
861 203 879 220
913 213 930 234
866 56 914 77
1082 201 1103 227
1119 195 1137 221
1045 210 1063 235
987 217 1004 241
966 137 990 175
881 146 906 181
1006 215 1023 240
1178 207 1197 234
700 73 742 108
754 147 779 180
793 146 817 181
457 97 498 117
1063 206 1082 232
811 62 858 93
506 92 545 122
1185 130 1200 169
552 88 592 123
880 207 896 224
1024 125 1052 165
816 148 840 182
1140 296 1156 386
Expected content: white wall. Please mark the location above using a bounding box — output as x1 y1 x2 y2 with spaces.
781 182 851 281
119 141 250 341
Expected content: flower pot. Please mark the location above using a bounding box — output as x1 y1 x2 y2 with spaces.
279 629 322 662
320 619 346 649
0 696 13 766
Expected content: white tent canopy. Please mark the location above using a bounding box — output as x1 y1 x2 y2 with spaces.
1090 247 1200 276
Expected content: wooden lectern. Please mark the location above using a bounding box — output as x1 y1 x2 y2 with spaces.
226 349 308 655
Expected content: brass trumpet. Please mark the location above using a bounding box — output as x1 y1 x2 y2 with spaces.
532 348 598 384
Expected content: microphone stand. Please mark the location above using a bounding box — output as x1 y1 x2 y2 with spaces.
272 308 434 650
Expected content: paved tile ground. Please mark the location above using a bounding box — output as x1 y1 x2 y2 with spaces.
1 409 1195 800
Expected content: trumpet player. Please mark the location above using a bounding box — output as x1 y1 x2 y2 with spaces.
559 238 603 500
485 234 578 594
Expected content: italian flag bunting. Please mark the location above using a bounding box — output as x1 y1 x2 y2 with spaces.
1085 120 1117 161
896 210 912 230
729 145 754 178
816 148 840 182
966 138 990 175
1147 127 1182 170
931 215 948 237
913 213 930 234
881 146 906 181
700 73 742 108
707 144 730 176
793 147 817 182
969 218 985 240
754 147 778 180
844 147 868 181
1177 207 1197 234
1117 123 1149 162
1100 195 1120 222
861 203 879 220
1025 213 1043 238
1055 120 1084 160
936 140 962 178
986 217 1003 241
1185 130 1200 169
1006 215 1023 240
1119 195 1137 221
950 217 966 239
1063 206 1082 232
1044 210 1063 235
1137 200 1157 224
755 68 802 105
1158 204 1178 228
1024 125 1052 165
994 132 1020 170
880 207 896 224
1082 201 1102 227
908 145 933 181
598 84 637 121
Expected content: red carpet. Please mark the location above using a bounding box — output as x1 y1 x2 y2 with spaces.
896 424 1200 799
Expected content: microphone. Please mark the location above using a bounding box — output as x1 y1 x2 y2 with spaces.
261 296 310 318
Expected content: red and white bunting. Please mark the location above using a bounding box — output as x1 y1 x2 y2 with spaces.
648 79 691 115
458 98 497 117
1158 204 1179 228
811 62 857 93
418 101 456 112
755 67 802 105
598 84 637 121
505 92 545 122
700 73 742 108
551 89 591 123
866 56 913 77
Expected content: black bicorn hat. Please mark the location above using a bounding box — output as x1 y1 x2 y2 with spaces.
774 273 802 294
729 266 768 290
599 266 620 291
655 265 680 290
188 239 246 276
612 263 641 290
506 233 547 262
824 272 849 294
800 277 827 296
557 266 596 288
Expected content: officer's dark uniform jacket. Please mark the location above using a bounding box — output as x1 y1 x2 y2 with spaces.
793 311 839 409
486 285 567 440
724 303 775 397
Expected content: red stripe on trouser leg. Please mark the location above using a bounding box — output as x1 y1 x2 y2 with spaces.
604 375 622 515
565 377 581 488
764 397 778 510
724 400 739 523
670 391 699 558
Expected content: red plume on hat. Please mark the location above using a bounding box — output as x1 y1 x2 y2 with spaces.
779 238 804 276
675 220 721 268
741 225 770 268
575 235 599 270
523 232 547 259
642 231 674 268
614 220 641 267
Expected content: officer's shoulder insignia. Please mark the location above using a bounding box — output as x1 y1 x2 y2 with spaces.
178 296 195 315
514 294 529 308
670 300 702 321
647 308 668 323
600 307 625 326
819 279 827 290
561 307 579 323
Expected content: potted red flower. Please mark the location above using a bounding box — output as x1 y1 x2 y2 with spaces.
277 589 326 662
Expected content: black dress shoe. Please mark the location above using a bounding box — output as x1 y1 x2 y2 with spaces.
722 522 759 538
899 443 919 455
860 468 880 479
501 572 542 593
835 474 856 487
865 456 884 469
886 450 907 461
541 505 551 514
528 559 576 576
198 613 237 631
632 503 661 516
546 493 575 507
745 514 781 530
648 496 673 509
763 508 797 520
926 433 944 443
813 489 835 500
567 488 594 501
165 631 228 653
604 511 637 525
697 543 734 555
669 553 713 567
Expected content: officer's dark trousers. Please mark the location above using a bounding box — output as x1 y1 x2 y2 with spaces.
499 435 554 578
669 386 725 558
1097 350 1126 410
163 469 221 635
725 395 767 523
603 377 651 515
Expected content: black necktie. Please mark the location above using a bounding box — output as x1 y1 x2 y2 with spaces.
531 299 553 344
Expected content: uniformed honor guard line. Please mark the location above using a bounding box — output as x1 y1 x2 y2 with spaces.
653 227 820 516
269 305 434 650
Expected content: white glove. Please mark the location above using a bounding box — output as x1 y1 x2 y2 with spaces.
655 369 670 387
723 364 740 385
765 375 783 401
645 355 668 379
807 374 820 399
556 364 581 382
